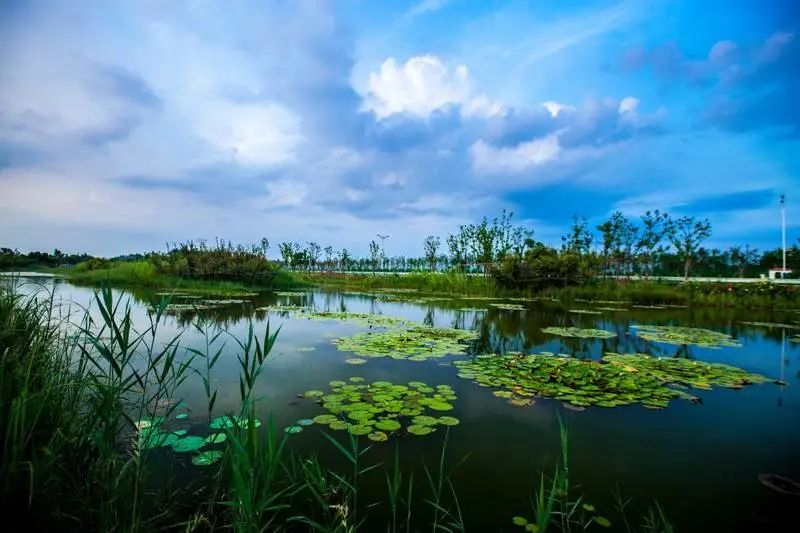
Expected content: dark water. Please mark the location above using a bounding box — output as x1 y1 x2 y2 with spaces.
15 276 800 532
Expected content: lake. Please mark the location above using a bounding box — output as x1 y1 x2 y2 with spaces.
15 275 800 532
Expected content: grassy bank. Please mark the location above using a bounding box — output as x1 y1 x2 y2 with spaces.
0 284 672 531
299 272 800 309
296 271 506 297
64 260 304 295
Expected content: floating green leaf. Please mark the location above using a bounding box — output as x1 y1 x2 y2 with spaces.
453 352 771 410
300 379 458 441
285 425 303 434
175 413 189 420
333 325 477 362
631 325 741 348
172 436 206 453
205 433 227 444
437 416 460 426
407 424 435 436
368 431 388 442
345 358 367 365
542 326 615 339
313 414 338 425
192 450 223 466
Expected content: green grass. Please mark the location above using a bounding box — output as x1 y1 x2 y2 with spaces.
299 272 800 309
66 260 304 295
297 271 506 297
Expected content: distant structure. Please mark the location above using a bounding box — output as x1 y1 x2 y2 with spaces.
768 267 793 280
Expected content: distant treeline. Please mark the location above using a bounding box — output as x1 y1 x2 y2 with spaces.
0 248 93 270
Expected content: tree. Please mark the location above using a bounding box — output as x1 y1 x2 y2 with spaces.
323 246 334 270
305 242 321 271
259 237 270 258
637 210 670 277
368 240 381 273
729 245 759 277
423 235 441 271
338 248 351 271
278 242 296 267
447 232 469 271
561 215 593 255
666 216 712 279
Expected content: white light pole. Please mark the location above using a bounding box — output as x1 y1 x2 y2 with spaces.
780 194 786 279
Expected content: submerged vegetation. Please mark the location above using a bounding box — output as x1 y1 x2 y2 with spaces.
453 352 772 410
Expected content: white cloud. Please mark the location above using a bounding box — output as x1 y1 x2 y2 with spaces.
618 96 640 115
360 55 503 120
407 0 452 18
470 134 562 174
194 101 302 167
541 101 574 117
375 172 407 188
264 179 309 207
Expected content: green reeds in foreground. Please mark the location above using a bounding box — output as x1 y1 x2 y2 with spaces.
1 282 672 531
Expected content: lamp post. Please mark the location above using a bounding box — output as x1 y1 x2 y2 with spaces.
780 194 786 279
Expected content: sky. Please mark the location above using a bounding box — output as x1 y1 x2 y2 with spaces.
1 0 798 257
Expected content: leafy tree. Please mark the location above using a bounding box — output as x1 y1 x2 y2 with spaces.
636 210 670 277
305 242 321 271
666 216 712 279
368 240 381 273
561 215 593 255
423 235 441 271
338 248 351 271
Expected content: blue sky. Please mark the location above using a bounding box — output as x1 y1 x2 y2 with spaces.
0 0 798 256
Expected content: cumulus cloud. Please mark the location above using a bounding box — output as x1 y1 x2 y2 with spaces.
193 101 302 167
470 134 561 173
360 55 503 120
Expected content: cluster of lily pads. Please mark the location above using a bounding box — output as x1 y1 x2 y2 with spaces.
631 325 741 348
297 310 408 328
453 352 770 410
135 413 263 466
740 321 800 330
541 326 616 339
299 378 459 440
333 325 478 362
568 309 602 315
489 303 527 311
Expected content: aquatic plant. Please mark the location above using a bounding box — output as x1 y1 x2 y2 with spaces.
333 325 478 362
297 310 408 328
631 325 741 348
300 379 459 440
740 321 800 330
453 352 770 410
568 309 602 315
489 303 527 310
541 326 616 339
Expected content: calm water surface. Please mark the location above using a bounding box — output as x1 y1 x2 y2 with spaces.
16 276 800 532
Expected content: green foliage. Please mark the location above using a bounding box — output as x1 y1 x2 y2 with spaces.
453 352 771 410
333 325 478 362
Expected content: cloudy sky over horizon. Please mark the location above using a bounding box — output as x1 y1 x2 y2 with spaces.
1 0 798 257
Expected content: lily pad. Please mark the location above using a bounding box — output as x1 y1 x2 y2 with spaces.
631 325 741 348
300 379 459 441
453 352 771 410
437 416 460 426
542 327 615 339
333 325 478 362
192 450 223 466
285 425 303 434
407 424 435 436
172 436 206 453
205 433 227 444
368 431 389 442
345 358 367 365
